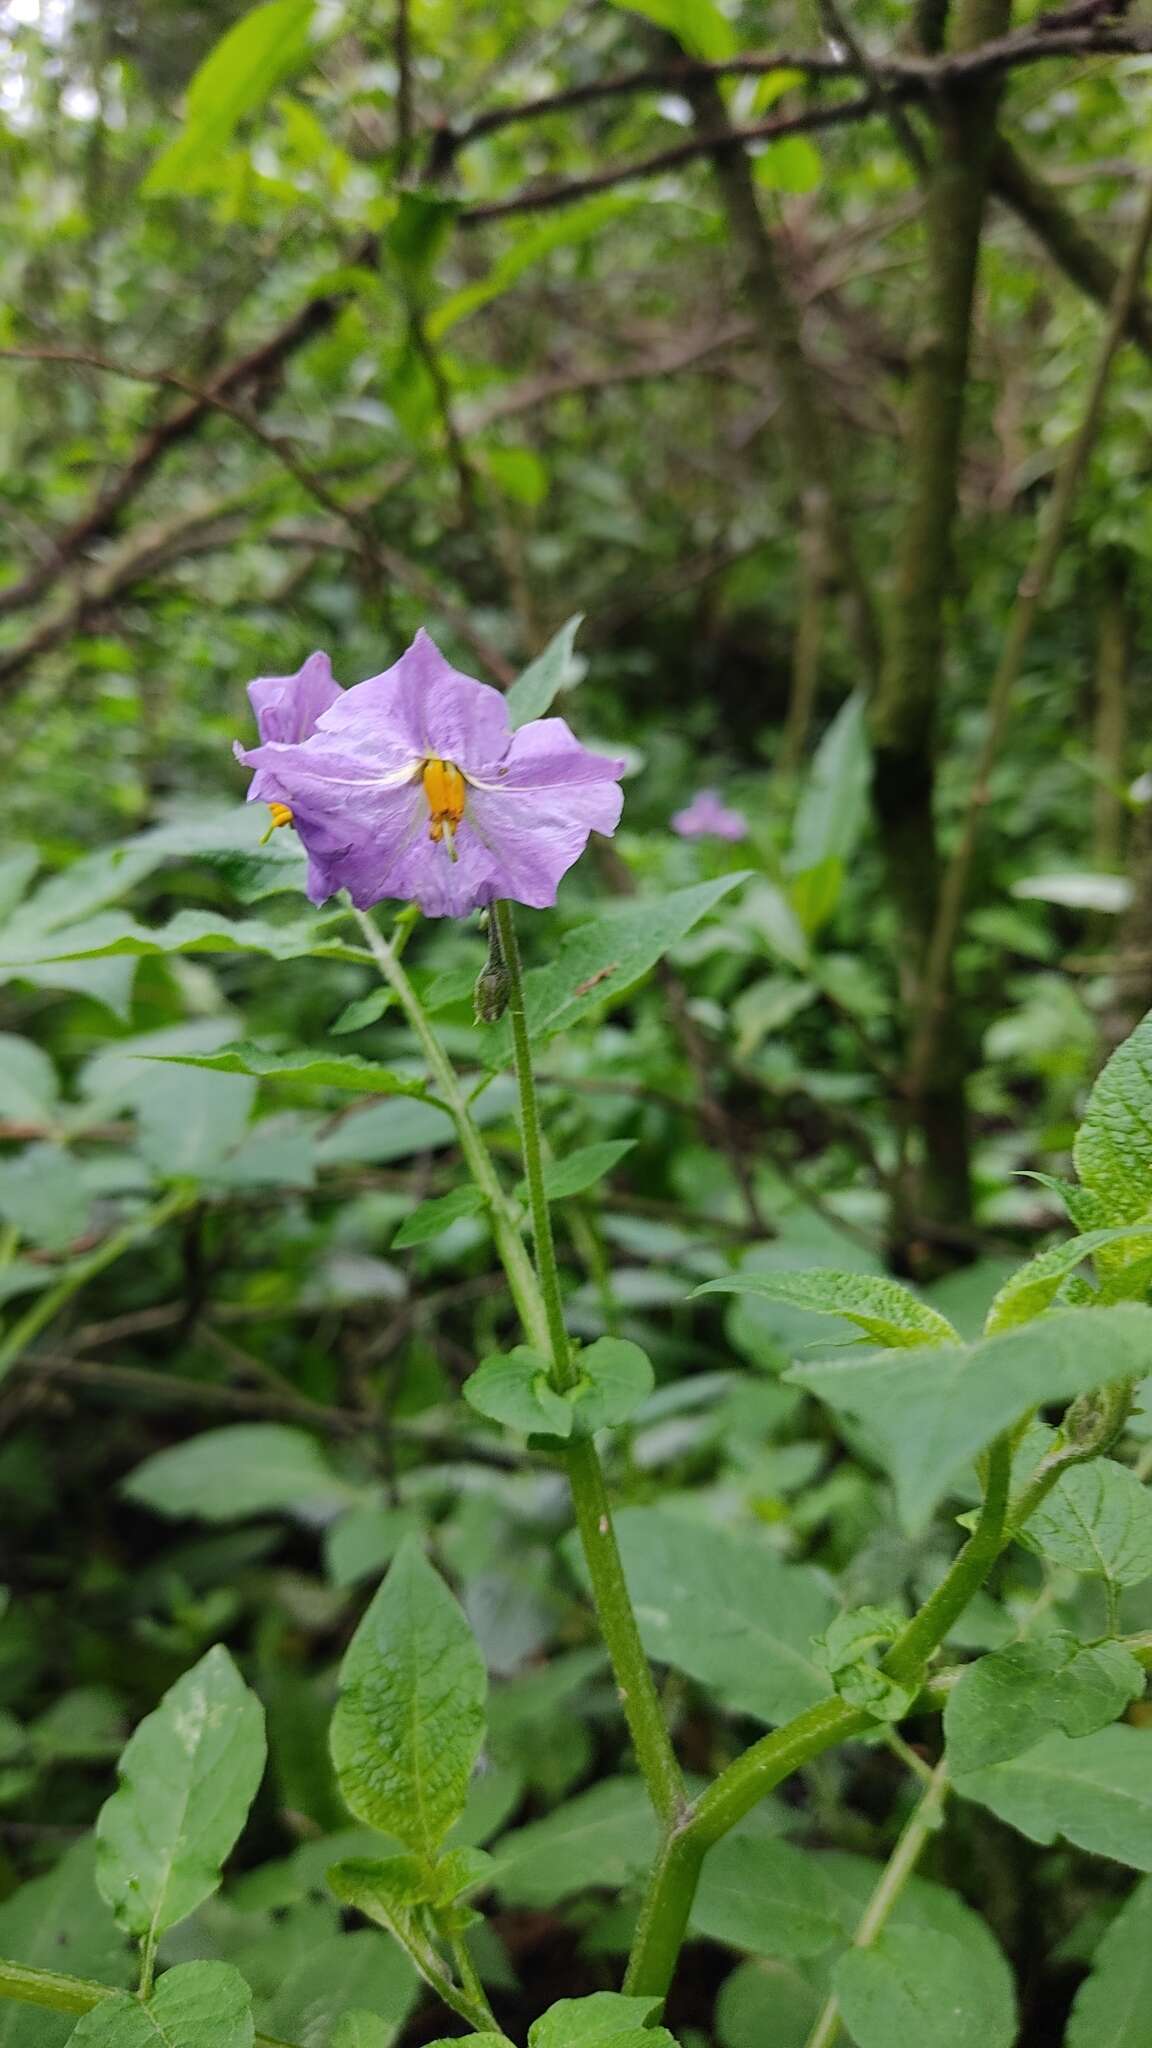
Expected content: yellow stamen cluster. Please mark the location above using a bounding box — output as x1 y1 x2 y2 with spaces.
267 802 294 829
422 758 466 856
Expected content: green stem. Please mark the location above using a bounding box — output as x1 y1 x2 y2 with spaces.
0 1957 294 2048
450 1936 498 2032
880 1432 1013 1688
802 1759 951 2048
357 903 684 1828
0 1185 194 1387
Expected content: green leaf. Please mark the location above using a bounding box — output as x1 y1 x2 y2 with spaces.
386 191 458 285
691 1834 842 1959
504 616 586 728
483 876 749 1064
122 1425 359 1524
329 1537 486 1858
714 1959 822 2048
1074 1010 1152 1228
70 1964 253 2048
331 989 393 1035
811 1605 915 1722
956 1723 1152 1866
463 1347 574 1437
95 1646 266 1941
491 1777 657 1905
600 1507 835 1723
1065 1873 1152 2048
0 1839 131 2048
0 1144 93 1252
392 1185 486 1248
528 1995 671 2048
606 0 735 60
754 135 822 193
0 1035 58 1123
330 2018 406 2048
325 1506 422 1589
0 909 364 966
693 1269 958 1349
569 1337 654 1434
525 1140 636 1204
834 1923 1016 2048
143 0 316 197
985 1226 1152 1332
786 692 869 928
944 1633 1144 1773
263 1930 418 2048
786 1305 1152 1530
1018 1457 1152 1585
148 1043 429 1100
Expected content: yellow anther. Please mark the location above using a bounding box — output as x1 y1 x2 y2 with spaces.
268 802 294 829
421 758 466 851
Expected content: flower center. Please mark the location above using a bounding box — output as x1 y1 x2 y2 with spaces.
422 758 466 850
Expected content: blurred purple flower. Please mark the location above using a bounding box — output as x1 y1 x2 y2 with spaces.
235 630 625 918
671 789 748 841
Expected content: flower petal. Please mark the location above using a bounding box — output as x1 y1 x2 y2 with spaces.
466 775 624 910
248 651 342 744
317 629 511 775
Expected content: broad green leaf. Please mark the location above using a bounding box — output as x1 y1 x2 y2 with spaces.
601 1507 835 1723
986 1226 1152 1332
691 1834 841 1959
422 2040 512 2048
263 1930 418 2048
834 1923 1016 2048
325 1506 422 1588
149 1043 429 1100
70 1964 253 2048
1065 1873 1152 2048
392 1185 486 1247
1074 1010 1152 1228
504 616 586 728
787 693 869 877
329 1538 486 1858
430 200 631 341
715 1959 822 2048
944 1633 1144 1773
0 1144 93 1251
569 1337 654 1434
525 1140 635 1204
956 1723 1152 1865
528 1996 668 2048
787 1305 1152 1530
1018 1457 1152 1585
331 2018 407 2048
605 0 735 60
96 1646 266 1941
0 1035 58 1123
0 910 365 967
754 135 822 193
491 1777 657 1905
331 989 393 1035
483 876 749 1064
463 1346 574 1437
693 1268 958 1349
122 1425 359 1523
0 1839 131 2048
143 0 316 196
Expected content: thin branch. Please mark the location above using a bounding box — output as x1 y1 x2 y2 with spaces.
990 133 1152 359
909 170 1152 1098
814 0 930 177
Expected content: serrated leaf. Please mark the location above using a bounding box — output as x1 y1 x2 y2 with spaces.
834 1923 1016 2048
595 1507 835 1724
569 1338 654 1434
694 1269 958 1349
0 1839 131 2048
1065 1873 1152 2048
143 0 316 197
787 1305 1152 1530
504 616 585 728
483 876 749 1064
330 1538 486 1858
524 1140 635 1204
392 1185 486 1248
1074 1010 1152 1229
1018 1457 1152 1585
691 1834 841 1959
122 1425 358 1524
956 1723 1152 1865
148 1043 428 1099
986 1226 1152 1332
944 1633 1144 1773
463 1347 574 1437
96 1647 266 1941
70 1964 253 2048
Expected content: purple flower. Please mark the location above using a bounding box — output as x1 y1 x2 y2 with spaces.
671 789 748 841
235 630 625 918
